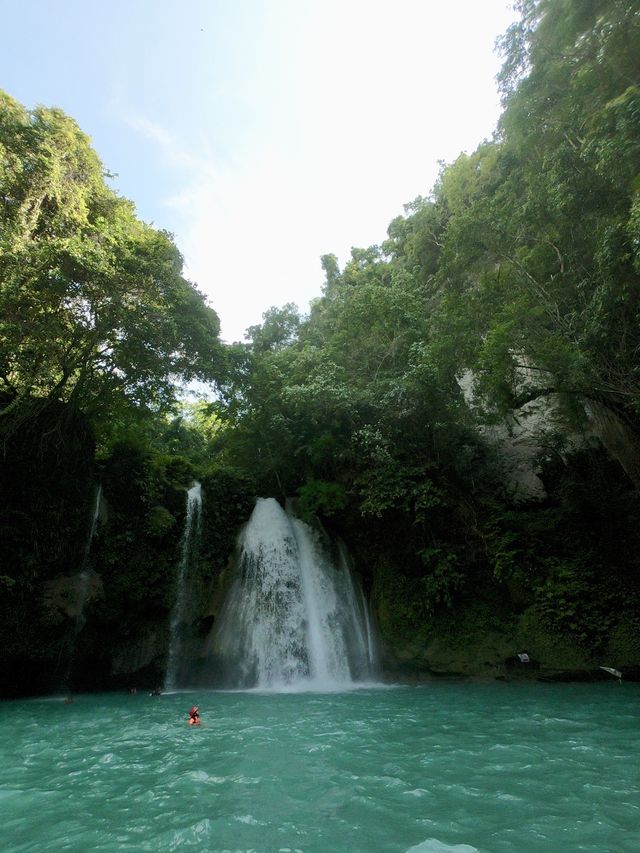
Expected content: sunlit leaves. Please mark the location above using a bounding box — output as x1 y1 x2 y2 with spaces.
0 91 224 429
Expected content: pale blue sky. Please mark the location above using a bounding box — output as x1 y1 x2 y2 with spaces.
2 0 517 342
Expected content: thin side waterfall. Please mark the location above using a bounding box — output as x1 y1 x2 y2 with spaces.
210 497 379 690
164 482 202 691
59 483 103 690
82 484 102 570
338 540 380 674
75 482 103 622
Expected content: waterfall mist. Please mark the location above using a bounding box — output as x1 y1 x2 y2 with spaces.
209 497 379 690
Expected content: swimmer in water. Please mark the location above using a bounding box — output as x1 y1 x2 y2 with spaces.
188 705 201 726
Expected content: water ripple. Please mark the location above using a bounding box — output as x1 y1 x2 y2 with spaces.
1 684 639 851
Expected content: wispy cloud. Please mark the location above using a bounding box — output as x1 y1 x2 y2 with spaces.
123 113 208 174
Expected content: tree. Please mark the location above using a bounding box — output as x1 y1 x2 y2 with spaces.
245 303 302 353
421 0 640 424
0 91 225 437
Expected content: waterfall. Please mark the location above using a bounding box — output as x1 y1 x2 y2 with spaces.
58 483 103 691
164 482 202 690
82 484 102 568
75 483 103 620
210 497 379 690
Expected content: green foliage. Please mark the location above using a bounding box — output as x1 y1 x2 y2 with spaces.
355 464 445 520
245 303 302 352
145 506 177 538
533 556 617 647
0 91 225 438
373 561 433 648
199 464 255 578
418 547 464 611
441 0 640 417
297 479 348 519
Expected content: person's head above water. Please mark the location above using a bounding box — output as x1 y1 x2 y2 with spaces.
189 706 199 716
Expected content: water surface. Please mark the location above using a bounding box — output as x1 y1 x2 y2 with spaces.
1 682 638 851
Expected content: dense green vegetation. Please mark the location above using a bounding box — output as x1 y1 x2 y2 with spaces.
206 0 640 673
1 0 640 694
0 92 251 693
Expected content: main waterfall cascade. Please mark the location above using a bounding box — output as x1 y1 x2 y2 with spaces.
209 497 379 689
164 482 203 691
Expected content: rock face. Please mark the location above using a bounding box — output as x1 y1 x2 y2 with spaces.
111 631 163 676
42 571 103 620
585 401 640 488
459 369 640 500
371 591 632 683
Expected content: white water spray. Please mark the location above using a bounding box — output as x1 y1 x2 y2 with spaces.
211 498 378 690
165 481 202 690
